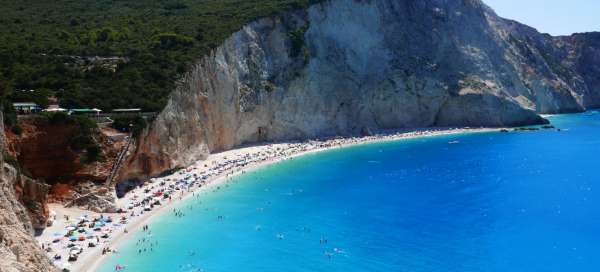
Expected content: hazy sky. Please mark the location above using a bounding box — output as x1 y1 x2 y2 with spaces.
483 0 599 36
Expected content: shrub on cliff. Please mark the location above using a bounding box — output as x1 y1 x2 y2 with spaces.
1 100 17 127
43 111 69 125
2 151 19 168
11 124 22 135
288 24 309 58
40 112 97 132
84 145 101 163
112 115 148 137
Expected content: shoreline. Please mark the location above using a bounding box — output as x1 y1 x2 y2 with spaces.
38 127 500 272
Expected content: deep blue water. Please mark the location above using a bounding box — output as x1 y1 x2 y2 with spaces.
100 112 600 272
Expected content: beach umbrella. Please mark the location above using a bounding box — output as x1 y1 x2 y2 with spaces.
69 236 77 241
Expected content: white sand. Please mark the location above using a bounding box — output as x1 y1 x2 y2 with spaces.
35 127 498 272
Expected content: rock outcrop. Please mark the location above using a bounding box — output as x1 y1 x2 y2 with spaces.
8 118 118 187
0 164 56 272
0 113 57 272
13 172 50 230
118 0 600 181
5 118 123 212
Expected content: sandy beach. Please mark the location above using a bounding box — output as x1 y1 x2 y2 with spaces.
35 127 499 272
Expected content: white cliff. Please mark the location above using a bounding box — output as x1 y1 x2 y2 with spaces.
118 0 600 180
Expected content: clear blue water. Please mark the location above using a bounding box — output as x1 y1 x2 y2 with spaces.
100 112 600 272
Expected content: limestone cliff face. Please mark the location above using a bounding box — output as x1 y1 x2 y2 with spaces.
0 164 56 272
12 172 50 231
552 32 600 108
0 115 56 272
118 0 600 180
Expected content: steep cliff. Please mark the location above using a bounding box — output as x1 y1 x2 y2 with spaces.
5 117 122 212
0 114 56 272
118 0 600 180
7 118 117 187
0 164 56 272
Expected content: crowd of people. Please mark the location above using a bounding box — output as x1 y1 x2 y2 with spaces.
37 127 484 271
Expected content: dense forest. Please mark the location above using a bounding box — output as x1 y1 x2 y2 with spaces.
0 0 318 117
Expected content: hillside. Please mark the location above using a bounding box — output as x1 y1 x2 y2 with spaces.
0 0 318 113
117 0 600 180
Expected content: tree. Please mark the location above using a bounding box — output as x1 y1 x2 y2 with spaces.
86 145 101 162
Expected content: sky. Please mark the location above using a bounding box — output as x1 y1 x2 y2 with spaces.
483 0 599 36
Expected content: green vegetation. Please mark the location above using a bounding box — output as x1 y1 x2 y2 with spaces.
84 145 102 163
0 0 320 119
112 115 149 137
1 101 17 127
2 151 19 168
288 24 310 58
11 124 22 135
2 151 33 178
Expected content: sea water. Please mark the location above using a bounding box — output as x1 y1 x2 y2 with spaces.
99 111 600 272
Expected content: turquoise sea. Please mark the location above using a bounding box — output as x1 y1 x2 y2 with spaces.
100 111 600 272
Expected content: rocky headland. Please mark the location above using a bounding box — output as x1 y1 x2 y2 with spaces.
118 0 600 181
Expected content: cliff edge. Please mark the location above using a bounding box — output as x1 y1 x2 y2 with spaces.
118 0 600 181
0 113 56 272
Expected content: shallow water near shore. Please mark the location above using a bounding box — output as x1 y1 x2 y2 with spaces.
99 111 600 272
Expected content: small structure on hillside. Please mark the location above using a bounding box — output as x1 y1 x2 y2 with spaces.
13 102 41 114
43 105 67 112
68 108 102 121
112 109 141 115
69 108 102 116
